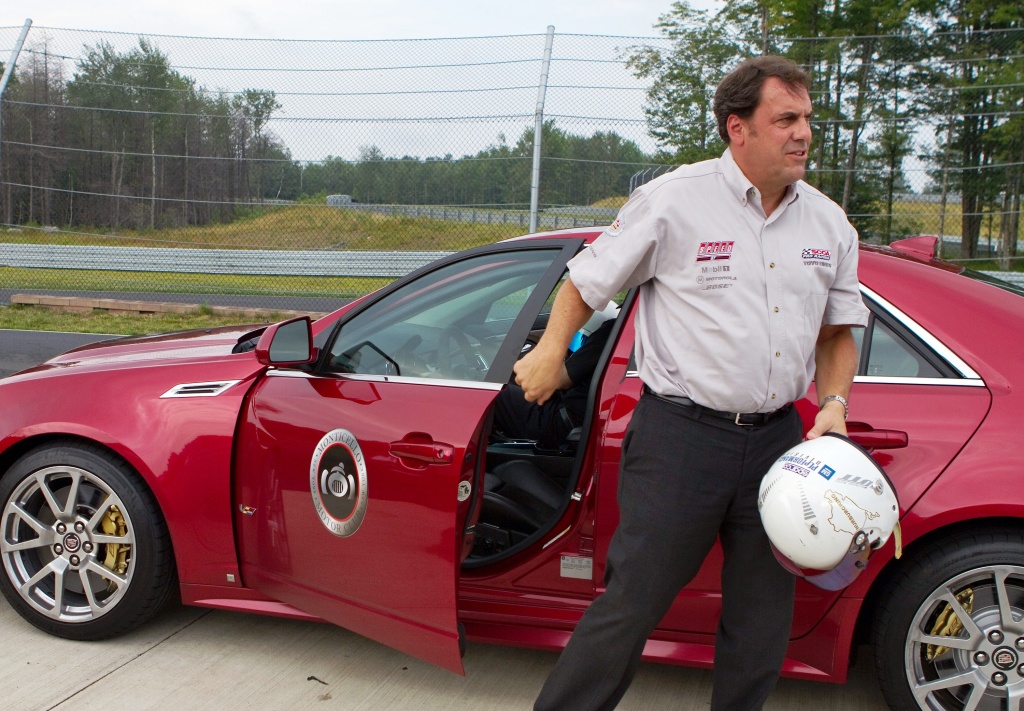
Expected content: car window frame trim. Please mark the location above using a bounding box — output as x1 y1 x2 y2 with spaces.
859 285 982 382
623 285 984 387
315 238 585 383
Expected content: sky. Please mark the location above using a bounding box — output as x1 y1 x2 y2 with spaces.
2 0 720 41
1 1 725 162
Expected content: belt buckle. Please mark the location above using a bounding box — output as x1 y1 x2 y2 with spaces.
734 412 754 427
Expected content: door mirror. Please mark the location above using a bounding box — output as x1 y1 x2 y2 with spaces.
255 317 316 366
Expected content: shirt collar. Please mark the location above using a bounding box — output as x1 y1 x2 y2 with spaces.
720 147 801 211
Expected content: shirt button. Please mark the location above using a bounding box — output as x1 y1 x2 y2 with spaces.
771 394 777 399
775 352 781 357
774 307 779 313
770 262 775 269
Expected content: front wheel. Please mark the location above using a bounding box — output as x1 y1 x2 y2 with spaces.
873 529 1024 711
0 441 176 640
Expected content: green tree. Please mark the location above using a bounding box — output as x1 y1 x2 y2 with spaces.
68 39 198 228
913 2 1024 257
626 1 746 163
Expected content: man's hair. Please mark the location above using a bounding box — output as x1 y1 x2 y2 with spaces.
713 55 811 143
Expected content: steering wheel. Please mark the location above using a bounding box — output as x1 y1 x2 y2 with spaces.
438 327 488 379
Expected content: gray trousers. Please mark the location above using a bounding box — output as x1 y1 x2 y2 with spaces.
535 392 802 711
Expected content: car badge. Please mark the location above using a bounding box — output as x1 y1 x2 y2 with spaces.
310 429 369 537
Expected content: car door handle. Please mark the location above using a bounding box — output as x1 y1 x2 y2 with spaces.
846 422 909 450
389 440 455 464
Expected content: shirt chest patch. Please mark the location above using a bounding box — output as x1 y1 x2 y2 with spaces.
696 241 735 262
694 241 738 292
801 247 833 268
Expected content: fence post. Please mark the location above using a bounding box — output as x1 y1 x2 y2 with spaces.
0 19 33 223
529 26 555 234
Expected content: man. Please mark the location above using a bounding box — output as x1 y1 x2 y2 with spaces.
493 318 614 450
516 55 869 711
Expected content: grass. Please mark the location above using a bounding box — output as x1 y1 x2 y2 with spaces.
0 267 391 299
0 303 272 336
1 205 523 251
862 199 1024 247
0 207 517 302
591 196 629 209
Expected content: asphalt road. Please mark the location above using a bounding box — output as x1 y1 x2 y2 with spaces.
0 329 117 379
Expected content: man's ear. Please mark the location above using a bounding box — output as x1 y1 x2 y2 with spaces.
727 114 745 145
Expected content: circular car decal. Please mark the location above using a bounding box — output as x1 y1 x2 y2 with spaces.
309 429 368 537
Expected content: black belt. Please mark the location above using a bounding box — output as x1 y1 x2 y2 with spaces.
647 390 792 427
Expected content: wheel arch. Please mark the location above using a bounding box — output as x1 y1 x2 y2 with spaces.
2 433 159 497
0 433 177 568
853 516 1024 648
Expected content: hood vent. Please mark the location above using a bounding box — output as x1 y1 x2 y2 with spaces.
160 380 242 398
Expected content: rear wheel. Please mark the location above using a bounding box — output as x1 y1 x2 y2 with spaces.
873 529 1024 711
0 441 176 639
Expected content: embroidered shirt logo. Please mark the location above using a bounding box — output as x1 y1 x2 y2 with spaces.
802 248 831 260
802 248 833 268
696 241 735 262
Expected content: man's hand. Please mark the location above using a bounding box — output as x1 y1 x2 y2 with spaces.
806 399 847 439
513 277 594 405
513 345 571 405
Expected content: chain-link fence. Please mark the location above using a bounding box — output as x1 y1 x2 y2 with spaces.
1 21 1022 309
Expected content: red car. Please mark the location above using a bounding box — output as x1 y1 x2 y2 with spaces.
1 229 1021 711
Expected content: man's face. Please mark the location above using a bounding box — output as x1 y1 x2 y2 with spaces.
730 77 813 198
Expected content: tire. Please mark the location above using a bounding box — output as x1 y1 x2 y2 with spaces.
872 528 1024 711
0 440 176 640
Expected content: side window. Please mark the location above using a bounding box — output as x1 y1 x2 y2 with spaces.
855 310 944 379
866 320 942 378
326 249 560 382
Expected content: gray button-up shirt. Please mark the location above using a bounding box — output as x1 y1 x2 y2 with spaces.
568 148 869 413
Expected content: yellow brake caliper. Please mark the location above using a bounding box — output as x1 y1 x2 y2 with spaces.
927 588 975 662
100 505 130 590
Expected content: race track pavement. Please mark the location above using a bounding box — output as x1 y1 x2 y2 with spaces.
0 599 892 710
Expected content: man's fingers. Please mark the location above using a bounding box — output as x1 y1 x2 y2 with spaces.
806 410 847 440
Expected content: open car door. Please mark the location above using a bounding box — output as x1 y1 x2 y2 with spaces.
234 240 580 673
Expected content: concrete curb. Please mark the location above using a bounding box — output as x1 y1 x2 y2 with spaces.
10 294 325 320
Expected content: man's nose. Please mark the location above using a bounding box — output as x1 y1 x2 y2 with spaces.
794 116 813 142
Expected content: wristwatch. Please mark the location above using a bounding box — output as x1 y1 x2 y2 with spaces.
819 394 849 420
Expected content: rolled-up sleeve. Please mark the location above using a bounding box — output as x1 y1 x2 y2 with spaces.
824 225 870 327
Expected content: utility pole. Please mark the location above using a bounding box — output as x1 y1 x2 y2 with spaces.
0 19 33 224
529 26 555 234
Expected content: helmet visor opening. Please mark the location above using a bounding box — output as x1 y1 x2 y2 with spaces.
771 531 873 591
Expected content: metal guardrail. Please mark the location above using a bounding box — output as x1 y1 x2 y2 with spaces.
0 244 449 278
342 203 614 229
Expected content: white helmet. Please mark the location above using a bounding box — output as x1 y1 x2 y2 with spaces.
758 433 902 590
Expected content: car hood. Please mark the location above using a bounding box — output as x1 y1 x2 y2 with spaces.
21 324 267 376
